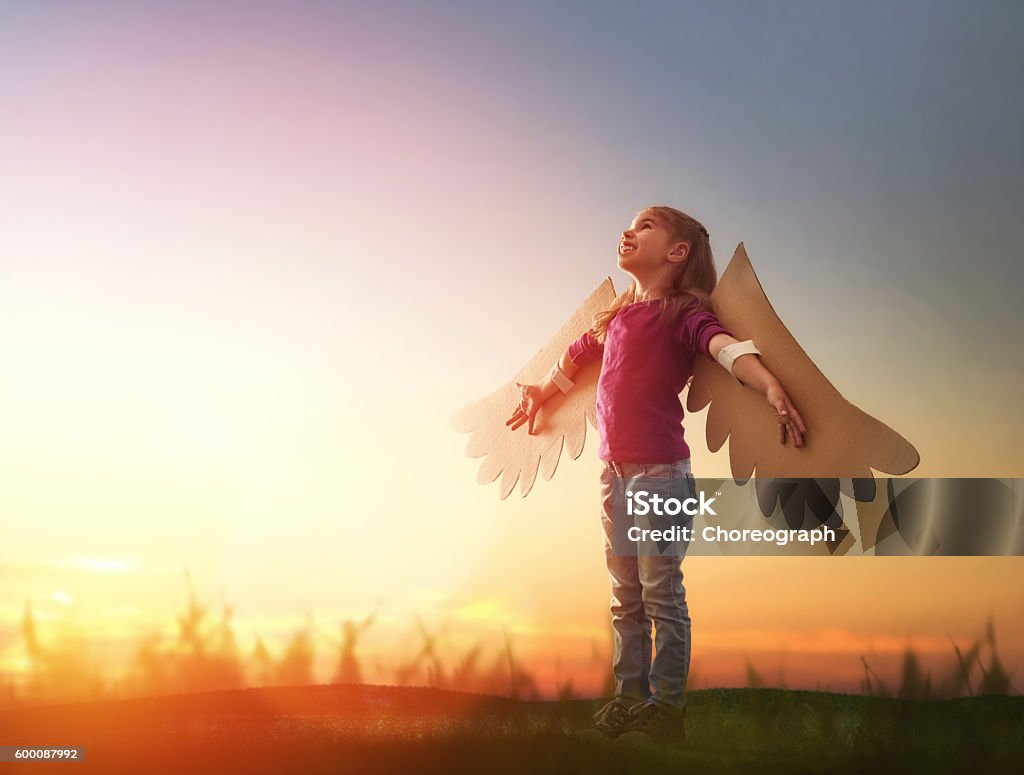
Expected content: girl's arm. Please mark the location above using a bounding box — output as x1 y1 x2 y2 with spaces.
508 327 604 434
707 333 807 447
534 349 581 404
708 334 774 392
505 348 579 435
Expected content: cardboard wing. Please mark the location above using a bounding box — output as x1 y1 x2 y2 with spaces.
450 278 616 499
688 242 920 479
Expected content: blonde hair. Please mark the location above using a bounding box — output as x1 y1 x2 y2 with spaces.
591 205 719 343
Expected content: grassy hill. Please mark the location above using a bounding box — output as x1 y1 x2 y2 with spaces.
1 683 1021 773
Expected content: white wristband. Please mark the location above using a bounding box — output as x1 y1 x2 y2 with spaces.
717 340 761 376
549 363 575 394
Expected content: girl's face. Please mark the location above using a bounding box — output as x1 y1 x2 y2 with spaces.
617 210 680 273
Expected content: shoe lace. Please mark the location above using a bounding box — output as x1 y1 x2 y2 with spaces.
595 699 631 726
630 702 677 732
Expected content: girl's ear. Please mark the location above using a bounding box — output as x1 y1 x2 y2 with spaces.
668 242 690 263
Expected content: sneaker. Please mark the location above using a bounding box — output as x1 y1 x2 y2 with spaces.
574 698 637 740
616 699 687 747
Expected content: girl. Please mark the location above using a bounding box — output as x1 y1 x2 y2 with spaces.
505 206 806 746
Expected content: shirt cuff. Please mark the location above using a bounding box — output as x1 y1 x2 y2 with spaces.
697 323 733 359
568 331 602 365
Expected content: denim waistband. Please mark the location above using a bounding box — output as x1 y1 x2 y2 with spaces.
603 459 692 478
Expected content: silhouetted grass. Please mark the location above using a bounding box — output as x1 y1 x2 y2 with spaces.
857 615 1016 700
1 567 1016 716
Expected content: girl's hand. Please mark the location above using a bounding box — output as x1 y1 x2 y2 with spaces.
506 382 544 435
766 382 807 447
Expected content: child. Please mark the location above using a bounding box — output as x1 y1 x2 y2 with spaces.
505 205 806 745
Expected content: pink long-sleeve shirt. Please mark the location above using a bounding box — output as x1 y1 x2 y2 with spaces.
568 300 732 463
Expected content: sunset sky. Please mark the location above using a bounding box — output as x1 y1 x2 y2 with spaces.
1 1 1022 699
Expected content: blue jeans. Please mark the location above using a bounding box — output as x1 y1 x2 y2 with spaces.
599 458 694 710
